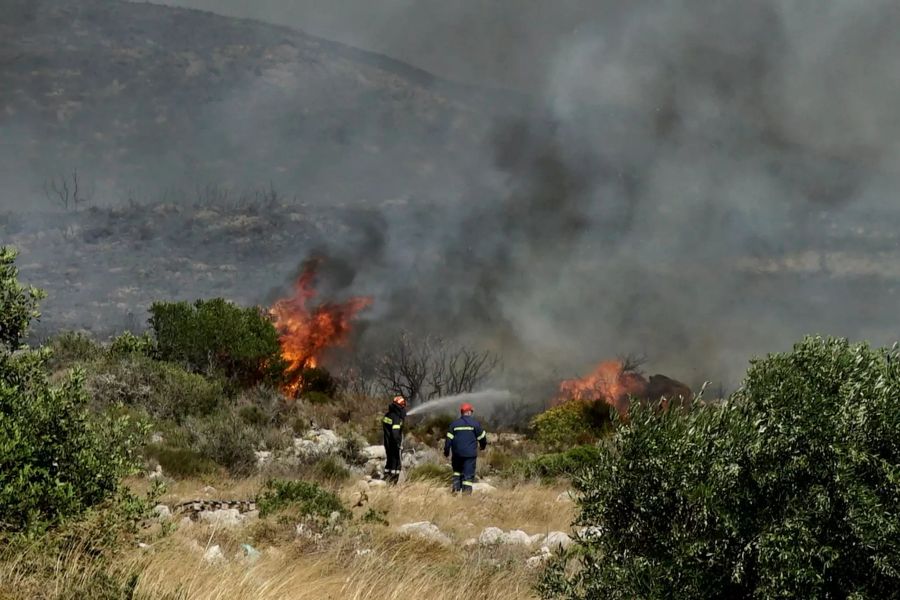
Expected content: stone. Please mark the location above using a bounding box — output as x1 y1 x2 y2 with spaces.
368 479 388 488
463 538 478 547
504 529 533 545
148 464 163 480
240 544 261 562
203 545 226 565
201 485 217 495
255 450 273 468
472 482 497 494
362 445 386 460
397 521 452 546
579 526 602 540
529 534 545 546
526 546 553 569
152 504 172 521
199 508 243 529
328 511 342 525
544 531 572 551
478 527 506 545
150 432 165 444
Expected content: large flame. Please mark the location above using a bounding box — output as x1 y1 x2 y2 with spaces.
269 259 371 395
558 360 647 415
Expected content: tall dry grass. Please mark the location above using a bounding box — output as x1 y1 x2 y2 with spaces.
0 481 574 600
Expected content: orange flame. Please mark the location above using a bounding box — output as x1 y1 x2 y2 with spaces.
557 360 648 415
269 260 371 395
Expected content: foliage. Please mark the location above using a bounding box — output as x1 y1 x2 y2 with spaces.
361 508 389 526
84 355 223 423
407 463 453 483
107 331 157 358
144 444 218 478
257 479 346 519
185 410 258 476
542 337 900 600
313 456 351 482
298 366 337 398
0 247 45 350
530 401 610 452
410 413 455 446
509 445 604 481
45 331 103 369
149 298 285 387
0 251 145 532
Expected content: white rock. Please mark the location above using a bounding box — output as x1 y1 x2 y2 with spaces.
362 445 387 460
199 508 243 528
544 531 572 550
152 504 172 521
556 491 575 503
148 464 163 480
504 529 533 545
356 548 373 556
368 479 388 488
150 432 165 444
328 511 342 525
463 538 478 547
255 450 273 468
137 542 151 550
478 527 506 545
529 534 545 546
525 546 553 569
579 526 602 540
203 545 226 565
472 482 497 494
397 521 452 546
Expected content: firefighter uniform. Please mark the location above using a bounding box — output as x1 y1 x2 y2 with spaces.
382 402 405 484
443 415 487 493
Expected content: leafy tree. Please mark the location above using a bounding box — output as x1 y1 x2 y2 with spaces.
149 298 285 387
0 247 44 350
0 247 143 532
542 337 900 599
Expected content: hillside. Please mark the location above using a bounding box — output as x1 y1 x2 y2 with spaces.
0 0 526 205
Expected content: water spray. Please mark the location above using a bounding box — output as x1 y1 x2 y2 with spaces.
406 389 516 417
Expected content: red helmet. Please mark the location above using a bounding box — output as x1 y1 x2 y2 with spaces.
460 402 474 414
393 395 407 408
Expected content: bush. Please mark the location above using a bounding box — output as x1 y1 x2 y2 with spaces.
531 401 610 452
84 355 223 423
185 411 258 476
0 248 144 532
407 462 453 484
107 331 156 358
313 456 350 482
257 479 346 519
510 445 604 481
46 331 103 369
298 366 337 397
144 444 218 478
542 337 900 599
149 298 285 387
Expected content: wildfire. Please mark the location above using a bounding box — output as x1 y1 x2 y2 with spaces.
269 259 371 395
557 360 692 415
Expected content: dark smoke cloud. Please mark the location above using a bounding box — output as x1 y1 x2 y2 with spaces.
6 0 900 395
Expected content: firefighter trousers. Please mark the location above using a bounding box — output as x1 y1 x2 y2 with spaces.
384 444 401 483
451 456 477 494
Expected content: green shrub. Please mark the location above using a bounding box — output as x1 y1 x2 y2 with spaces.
257 479 346 519
407 462 453 483
0 248 144 532
0 247 44 350
144 444 218 478
108 331 156 358
362 508 389 526
303 390 333 405
185 411 258 476
510 445 603 481
46 331 104 369
410 413 455 446
84 355 223 423
338 435 369 467
149 298 285 387
542 337 900 600
313 456 350 482
298 366 337 397
531 401 610 452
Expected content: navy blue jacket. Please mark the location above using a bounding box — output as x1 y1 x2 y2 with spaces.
444 416 487 458
382 404 405 449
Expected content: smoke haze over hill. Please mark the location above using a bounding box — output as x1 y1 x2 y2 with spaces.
4 0 900 391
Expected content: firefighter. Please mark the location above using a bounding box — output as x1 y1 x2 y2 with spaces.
444 402 487 494
382 395 406 484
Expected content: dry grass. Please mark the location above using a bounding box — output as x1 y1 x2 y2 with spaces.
0 479 574 600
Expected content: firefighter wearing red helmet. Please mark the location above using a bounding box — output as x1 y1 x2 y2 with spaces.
444 402 487 494
382 395 407 484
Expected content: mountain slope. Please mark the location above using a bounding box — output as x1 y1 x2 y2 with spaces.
0 0 526 205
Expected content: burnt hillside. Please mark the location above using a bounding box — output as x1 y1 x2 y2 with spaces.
0 0 526 205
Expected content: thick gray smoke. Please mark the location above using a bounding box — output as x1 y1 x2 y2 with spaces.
5 0 900 394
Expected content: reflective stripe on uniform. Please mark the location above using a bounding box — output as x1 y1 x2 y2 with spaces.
452 472 461 476
382 417 393 424
453 426 475 431
392 424 402 429
446 432 454 439
462 481 474 486
477 431 486 440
